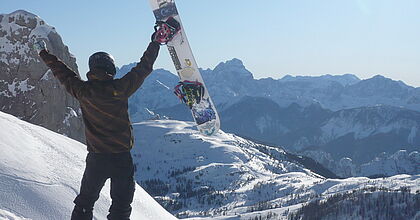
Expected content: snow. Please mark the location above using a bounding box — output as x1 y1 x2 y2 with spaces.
0 10 55 66
156 79 170 90
0 79 35 97
0 102 417 219
40 70 52 81
7 81 18 96
131 120 420 219
132 120 318 217
408 126 417 144
0 111 177 220
303 149 420 178
255 116 270 134
0 209 30 220
16 79 34 92
318 106 420 146
62 107 78 126
0 89 12 98
356 150 420 177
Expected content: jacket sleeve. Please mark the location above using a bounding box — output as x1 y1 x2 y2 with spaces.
39 50 85 99
113 41 160 97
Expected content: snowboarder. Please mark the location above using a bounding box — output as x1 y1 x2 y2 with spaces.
34 29 161 219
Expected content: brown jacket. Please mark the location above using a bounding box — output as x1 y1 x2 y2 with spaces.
40 42 160 153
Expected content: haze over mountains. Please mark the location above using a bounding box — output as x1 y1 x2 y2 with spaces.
117 59 420 177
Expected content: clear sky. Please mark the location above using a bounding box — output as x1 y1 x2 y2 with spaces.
3 0 420 86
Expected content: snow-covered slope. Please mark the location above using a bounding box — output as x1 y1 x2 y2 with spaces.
132 120 321 218
302 149 420 178
313 105 420 163
359 150 420 177
0 111 177 220
0 209 29 220
131 120 420 219
319 105 420 143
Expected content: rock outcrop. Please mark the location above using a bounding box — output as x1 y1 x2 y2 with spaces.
0 10 84 142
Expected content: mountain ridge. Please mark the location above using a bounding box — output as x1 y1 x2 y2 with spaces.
117 57 420 118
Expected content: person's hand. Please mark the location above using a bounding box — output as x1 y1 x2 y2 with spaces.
33 40 47 54
151 30 158 43
152 17 181 45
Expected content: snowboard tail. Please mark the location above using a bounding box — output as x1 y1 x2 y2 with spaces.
153 2 178 20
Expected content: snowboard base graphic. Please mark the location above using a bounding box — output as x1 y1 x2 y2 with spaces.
149 0 220 135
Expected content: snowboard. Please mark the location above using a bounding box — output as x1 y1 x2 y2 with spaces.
148 0 220 135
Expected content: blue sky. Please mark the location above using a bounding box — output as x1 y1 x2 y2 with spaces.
3 0 420 86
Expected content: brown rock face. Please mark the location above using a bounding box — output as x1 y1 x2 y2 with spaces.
0 10 85 143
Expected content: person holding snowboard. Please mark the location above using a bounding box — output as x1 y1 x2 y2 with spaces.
34 28 165 219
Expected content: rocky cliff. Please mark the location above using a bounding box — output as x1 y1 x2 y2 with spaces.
0 10 84 142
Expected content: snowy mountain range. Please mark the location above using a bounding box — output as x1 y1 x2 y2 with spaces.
117 58 420 117
116 61 420 177
221 97 420 162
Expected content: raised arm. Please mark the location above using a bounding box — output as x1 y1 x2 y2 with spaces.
113 41 160 97
36 42 84 99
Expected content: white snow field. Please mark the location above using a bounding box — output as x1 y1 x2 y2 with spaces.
0 111 177 220
131 120 419 220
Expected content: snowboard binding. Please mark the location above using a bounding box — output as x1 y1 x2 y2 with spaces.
174 80 205 108
154 17 181 45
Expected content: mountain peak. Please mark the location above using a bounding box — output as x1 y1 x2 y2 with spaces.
0 10 84 142
225 58 244 66
9 10 38 18
0 10 55 41
214 58 245 69
213 58 253 79
372 74 385 79
367 75 407 86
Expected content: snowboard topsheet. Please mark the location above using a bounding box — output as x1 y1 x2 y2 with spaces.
149 0 220 135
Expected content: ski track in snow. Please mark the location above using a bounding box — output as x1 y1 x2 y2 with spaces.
0 172 57 187
0 208 30 220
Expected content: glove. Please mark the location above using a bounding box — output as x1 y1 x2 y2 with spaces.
152 17 181 45
33 40 47 54
151 30 158 43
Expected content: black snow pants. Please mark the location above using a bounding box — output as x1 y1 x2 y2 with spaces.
71 152 135 220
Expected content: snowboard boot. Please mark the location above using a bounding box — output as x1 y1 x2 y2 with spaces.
71 205 93 220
